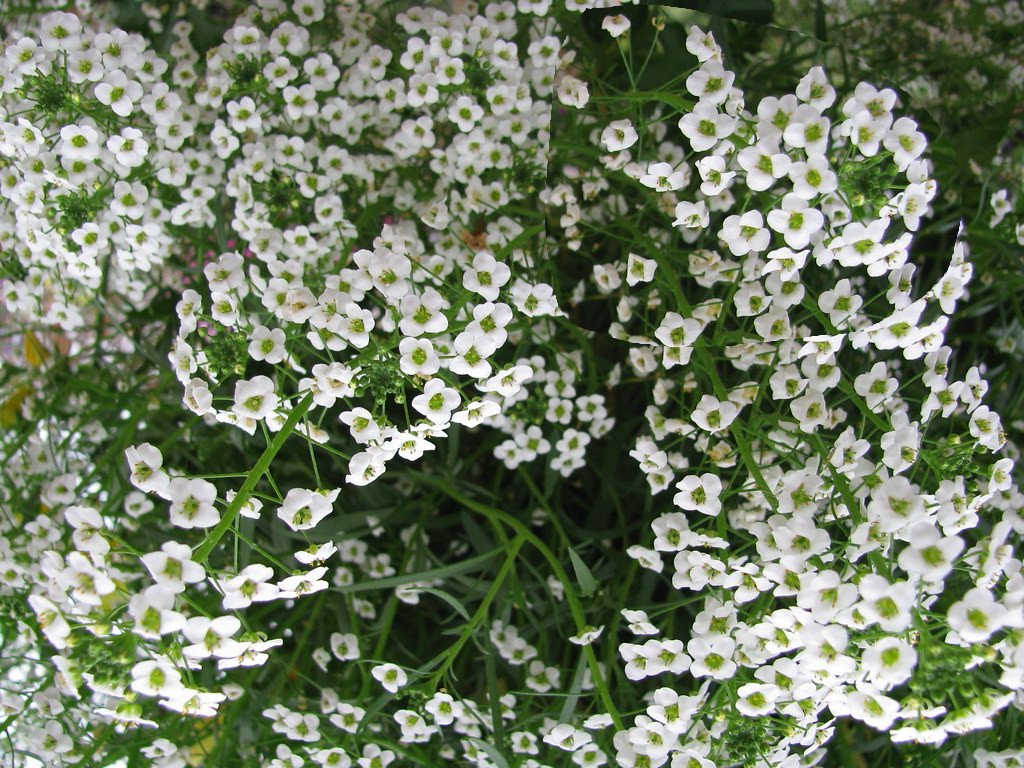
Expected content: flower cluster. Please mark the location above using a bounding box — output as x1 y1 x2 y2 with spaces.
0 2 1020 768
778 0 1024 139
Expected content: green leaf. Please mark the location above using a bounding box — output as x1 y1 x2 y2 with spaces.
194 392 314 564
567 547 598 598
558 653 589 723
495 223 545 259
408 586 472 622
468 739 510 768
331 546 505 595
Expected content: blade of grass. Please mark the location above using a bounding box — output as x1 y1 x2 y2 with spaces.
194 392 314 564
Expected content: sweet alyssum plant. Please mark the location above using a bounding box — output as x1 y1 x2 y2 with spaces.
0 2 1021 767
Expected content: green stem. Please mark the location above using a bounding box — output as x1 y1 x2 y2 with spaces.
411 471 625 730
428 534 525 687
194 392 314 564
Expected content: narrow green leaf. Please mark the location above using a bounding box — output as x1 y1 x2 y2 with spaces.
484 638 504 745
558 653 589 723
409 586 472 622
194 392 314 564
331 546 504 595
469 739 510 768
567 547 598 598
495 223 545 259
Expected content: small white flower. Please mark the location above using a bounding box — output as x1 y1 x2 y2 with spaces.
601 119 638 152
569 625 604 646
167 477 219 529
463 251 511 302
248 326 287 364
947 587 1008 643
691 395 738 433
232 375 279 421
276 487 338 531
601 14 630 38
370 663 408 694
330 632 360 661
411 379 460 425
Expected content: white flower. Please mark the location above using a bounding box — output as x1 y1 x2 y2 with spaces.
867 475 927 534
220 564 280 610
448 95 484 131
947 587 1008 643
160 688 225 717
557 75 590 108
884 116 927 171
131 660 183 697
339 407 382 444
398 337 441 376
370 663 408 693
678 102 737 152
278 566 329 598
140 541 205 592
788 154 838 199
425 692 462 726
737 142 791 191
167 477 219 529
719 210 770 256
511 280 560 317
346 449 387 486
686 25 721 62
568 625 604 646
248 326 287 364
673 473 723 515
969 405 1004 451
897 522 963 582
451 400 501 428
673 200 709 229
601 14 630 38
330 632 360 661
338 303 374 348
232 375 279 421
640 161 688 192
691 395 738 433
736 682 779 717
182 615 243 660
696 155 736 195
449 331 496 379
64 505 108 555
106 126 148 171
858 574 915 632
411 379 461 425
421 197 450 230
544 723 592 751
58 124 101 162
94 70 142 117
862 637 917 689
796 65 836 110
686 61 735 105
853 361 898 412
463 251 511 302
601 119 638 152
840 683 901 730
687 636 736 679
625 253 657 286
766 194 824 249
276 487 338 531
125 444 169 499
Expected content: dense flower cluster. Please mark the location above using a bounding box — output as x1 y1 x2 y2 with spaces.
779 0 1024 139
0 2 1020 768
